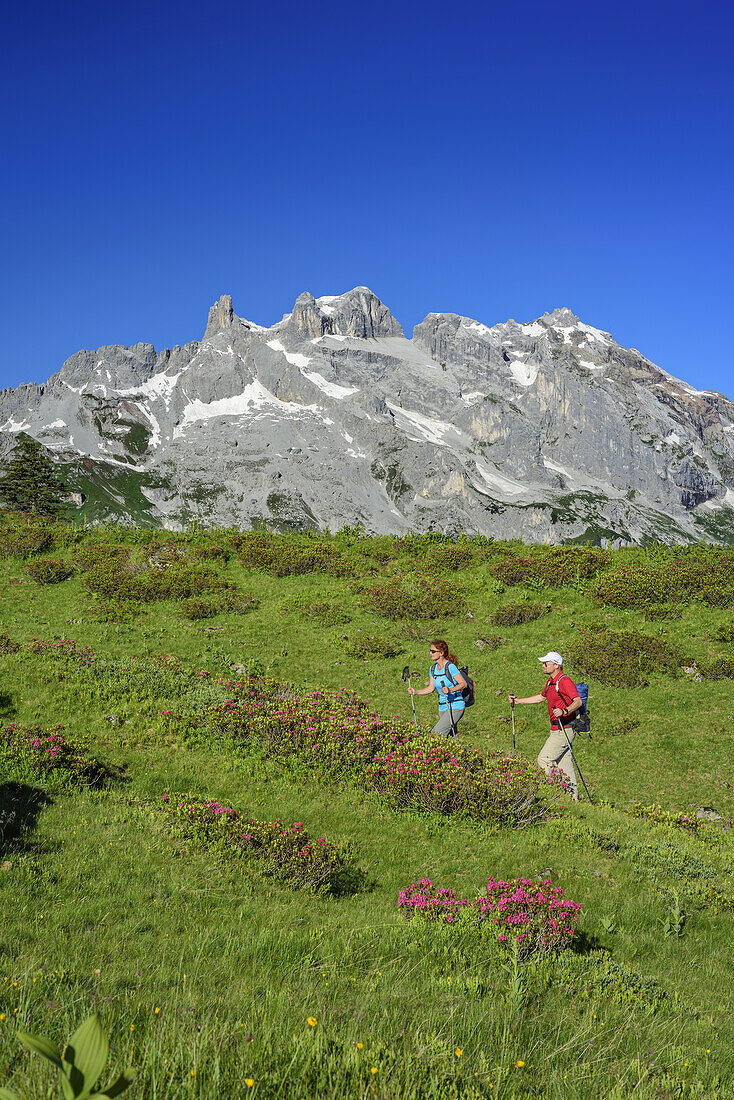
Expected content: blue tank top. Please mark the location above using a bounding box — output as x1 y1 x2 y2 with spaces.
432 661 465 713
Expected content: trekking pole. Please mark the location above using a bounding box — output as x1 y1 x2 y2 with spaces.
447 690 457 737
511 698 516 754
402 665 418 727
558 719 594 804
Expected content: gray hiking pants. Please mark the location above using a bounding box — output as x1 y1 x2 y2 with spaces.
432 708 465 737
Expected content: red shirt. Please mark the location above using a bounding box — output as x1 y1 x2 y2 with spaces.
542 673 578 729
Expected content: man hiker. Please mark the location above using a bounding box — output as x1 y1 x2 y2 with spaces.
508 652 583 800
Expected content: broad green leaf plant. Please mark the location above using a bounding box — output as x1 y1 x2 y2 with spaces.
2 1013 135 1100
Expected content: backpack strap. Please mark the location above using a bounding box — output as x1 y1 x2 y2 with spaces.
553 674 578 708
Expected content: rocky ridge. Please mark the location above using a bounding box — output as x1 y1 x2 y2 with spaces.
1 287 733 543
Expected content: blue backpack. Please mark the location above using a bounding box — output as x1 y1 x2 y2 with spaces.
432 663 475 708
572 682 590 735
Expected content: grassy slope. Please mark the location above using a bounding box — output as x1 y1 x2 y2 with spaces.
1 529 734 1098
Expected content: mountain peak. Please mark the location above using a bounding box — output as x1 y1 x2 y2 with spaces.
204 294 237 339
289 287 404 339
541 307 581 327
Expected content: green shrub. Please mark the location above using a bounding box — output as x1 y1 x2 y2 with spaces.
490 601 552 626
488 547 609 588
699 656 734 680
341 632 403 659
237 532 352 577
190 540 232 562
363 576 466 619
641 603 683 621
629 803 713 835
75 542 131 572
222 592 257 614
157 795 365 895
712 620 734 644
280 596 351 625
24 557 75 584
594 550 734 609
0 512 57 558
0 722 115 788
180 596 220 620
0 632 20 654
568 625 683 688
27 637 97 664
83 558 236 604
423 546 475 572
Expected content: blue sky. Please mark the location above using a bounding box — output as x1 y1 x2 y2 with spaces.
1 0 732 396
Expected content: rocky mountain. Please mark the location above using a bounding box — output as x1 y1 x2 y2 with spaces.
1 287 733 544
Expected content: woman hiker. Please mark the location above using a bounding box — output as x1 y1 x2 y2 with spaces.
408 640 467 736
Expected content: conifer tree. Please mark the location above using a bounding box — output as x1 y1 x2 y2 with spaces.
0 437 67 516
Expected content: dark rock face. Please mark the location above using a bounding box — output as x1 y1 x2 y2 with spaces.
0 287 733 542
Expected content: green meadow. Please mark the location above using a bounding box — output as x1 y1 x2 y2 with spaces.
2 516 734 1098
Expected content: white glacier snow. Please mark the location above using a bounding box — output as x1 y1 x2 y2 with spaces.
267 339 313 369
386 403 469 448
300 369 359 399
507 360 539 386
174 380 322 436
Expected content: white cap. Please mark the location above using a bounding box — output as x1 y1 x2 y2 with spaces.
538 652 563 665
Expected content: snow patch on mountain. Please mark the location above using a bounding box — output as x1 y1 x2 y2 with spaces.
266 339 313 369
508 360 539 386
174 380 320 435
300 369 359 399
386 403 469 448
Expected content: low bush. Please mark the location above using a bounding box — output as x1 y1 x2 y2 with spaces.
0 723 114 787
363 575 466 620
712 621 734 644
568 625 683 688
641 603 683 621
157 795 365 895
398 875 582 958
26 637 97 664
488 547 609 588
190 540 232 563
83 557 236 604
0 632 20 654
75 543 131 572
237 533 352 577
201 677 563 827
279 597 351 625
24 557 75 584
699 656 734 680
490 601 552 626
177 592 256 620
594 551 734 609
422 547 475 572
180 596 220 620
629 803 714 836
0 512 65 558
341 632 403 659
